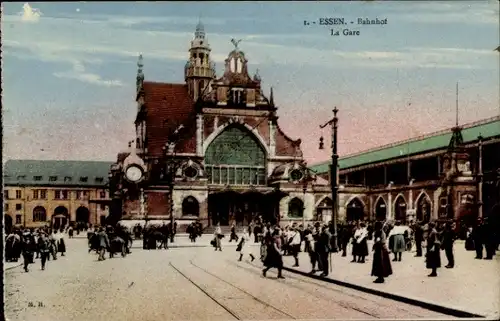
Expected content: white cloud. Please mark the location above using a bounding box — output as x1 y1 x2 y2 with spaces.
20 3 42 23
53 61 124 87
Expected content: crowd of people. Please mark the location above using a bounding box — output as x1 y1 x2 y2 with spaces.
5 227 66 272
211 216 499 283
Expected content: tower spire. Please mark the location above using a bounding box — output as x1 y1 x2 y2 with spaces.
270 87 275 106
136 53 144 93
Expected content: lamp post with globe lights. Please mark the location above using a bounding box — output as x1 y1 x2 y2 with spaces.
319 107 340 253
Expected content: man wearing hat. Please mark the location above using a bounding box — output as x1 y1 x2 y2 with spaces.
21 230 36 272
37 231 51 270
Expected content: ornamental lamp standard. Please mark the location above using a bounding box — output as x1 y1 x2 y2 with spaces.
319 107 339 253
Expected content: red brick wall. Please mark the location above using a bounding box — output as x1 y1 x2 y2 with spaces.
146 192 170 217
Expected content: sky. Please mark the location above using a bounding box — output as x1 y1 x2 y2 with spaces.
2 1 499 165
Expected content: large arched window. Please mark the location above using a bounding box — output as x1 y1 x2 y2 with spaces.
288 198 304 218
205 125 267 186
33 206 47 222
182 196 200 216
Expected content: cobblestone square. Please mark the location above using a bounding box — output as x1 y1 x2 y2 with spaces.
4 237 471 321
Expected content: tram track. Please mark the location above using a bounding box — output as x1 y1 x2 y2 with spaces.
169 261 297 320
226 260 381 318
228 259 462 319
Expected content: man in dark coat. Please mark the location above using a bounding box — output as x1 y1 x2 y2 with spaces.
316 225 332 277
21 232 36 272
426 222 441 277
341 222 352 257
441 221 456 268
472 218 484 259
37 232 51 270
414 221 424 257
483 217 496 260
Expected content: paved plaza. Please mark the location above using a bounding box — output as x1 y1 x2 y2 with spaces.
3 237 471 321
281 240 500 319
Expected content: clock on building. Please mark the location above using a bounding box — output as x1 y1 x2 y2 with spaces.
125 165 143 183
289 169 304 182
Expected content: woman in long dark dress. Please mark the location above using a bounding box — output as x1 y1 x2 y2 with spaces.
371 221 392 283
262 229 284 279
425 222 441 277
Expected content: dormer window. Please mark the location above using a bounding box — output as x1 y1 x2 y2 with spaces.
230 57 243 73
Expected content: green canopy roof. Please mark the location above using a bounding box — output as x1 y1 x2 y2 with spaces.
310 117 500 173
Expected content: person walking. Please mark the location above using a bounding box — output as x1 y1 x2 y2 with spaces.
37 232 51 270
57 228 66 257
262 229 285 279
472 218 484 259
214 223 223 251
371 221 392 283
97 227 110 261
21 231 36 273
237 228 255 262
353 222 369 263
425 222 441 277
288 226 302 267
229 223 239 243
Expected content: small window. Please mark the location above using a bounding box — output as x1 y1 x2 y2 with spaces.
62 191 68 199
79 177 88 183
4 191 9 199
15 215 22 225
64 176 72 182
34 176 43 181
40 190 47 199
17 175 26 180
100 191 106 198
95 177 104 183
49 176 58 182
15 203 22 211
55 190 61 199
33 190 39 199
15 190 22 199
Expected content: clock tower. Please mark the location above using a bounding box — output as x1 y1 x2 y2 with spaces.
185 21 216 101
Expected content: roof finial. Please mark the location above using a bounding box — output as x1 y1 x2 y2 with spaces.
253 68 261 82
270 87 274 106
231 38 242 50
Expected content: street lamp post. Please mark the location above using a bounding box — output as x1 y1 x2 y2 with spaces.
319 107 339 253
302 181 307 227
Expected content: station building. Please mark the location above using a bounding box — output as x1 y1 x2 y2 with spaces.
3 160 112 231
109 23 331 230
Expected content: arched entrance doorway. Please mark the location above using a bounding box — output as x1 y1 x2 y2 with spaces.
394 195 407 223
375 197 387 221
52 206 69 230
76 206 90 224
182 196 200 216
346 197 365 222
5 214 13 234
316 197 332 223
416 193 431 223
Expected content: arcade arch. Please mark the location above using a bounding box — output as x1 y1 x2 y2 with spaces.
345 197 365 222
415 192 431 223
374 196 387 221
76 206 90 224
315 197 332 222
52 206 69 230
393 194 407 223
